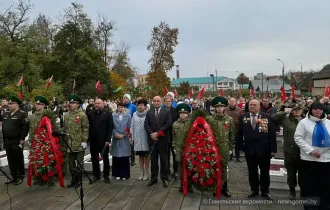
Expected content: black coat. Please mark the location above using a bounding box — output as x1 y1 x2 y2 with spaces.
237 112 277 156
88 110 113 151
144 107 172 146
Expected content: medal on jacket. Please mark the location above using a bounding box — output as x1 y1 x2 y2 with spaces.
75 116 80 124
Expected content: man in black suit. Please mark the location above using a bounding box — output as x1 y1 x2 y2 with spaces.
144 96 172 188
164 97 178 178
237 99 277 199
88 98 113 183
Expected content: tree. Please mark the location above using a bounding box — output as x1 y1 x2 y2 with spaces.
284 69 318 91
95 13 116 64
145 69 171 97
236 73 249 87
109 71 127 97
147 22 179 72
177 81 190 96
0 0 32 42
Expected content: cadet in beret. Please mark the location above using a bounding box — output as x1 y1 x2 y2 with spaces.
208 96 235 197
172 103 193 192
28 96 52 143
1 95 29 185
272 102 302 199
64 94 88 188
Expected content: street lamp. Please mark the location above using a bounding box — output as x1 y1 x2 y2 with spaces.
210 74 215 95
277 58 285 89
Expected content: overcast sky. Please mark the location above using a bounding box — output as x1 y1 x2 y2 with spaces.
3 0 330 79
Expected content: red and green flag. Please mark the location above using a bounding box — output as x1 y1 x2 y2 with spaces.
17 75 24 99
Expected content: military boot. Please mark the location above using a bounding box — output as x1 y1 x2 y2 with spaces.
289 186 296 200
67 177 76 188
221 181 231 197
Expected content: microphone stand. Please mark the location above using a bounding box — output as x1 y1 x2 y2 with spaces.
0 167 11 180
60 136 93 210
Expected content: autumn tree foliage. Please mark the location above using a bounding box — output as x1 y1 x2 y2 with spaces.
146 21 179 96
109 71 127 97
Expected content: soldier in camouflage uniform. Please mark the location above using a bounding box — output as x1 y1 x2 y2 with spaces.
64 94 89 188
209 96 235 197
172 103 193 193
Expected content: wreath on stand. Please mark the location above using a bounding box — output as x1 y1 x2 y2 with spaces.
182 110 223 198
27 115 65 187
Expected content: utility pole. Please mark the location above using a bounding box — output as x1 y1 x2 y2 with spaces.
261 72 264 98
215 69 218 92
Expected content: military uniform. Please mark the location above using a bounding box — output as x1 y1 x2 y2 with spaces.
172 104 193 193
1 95 29 185
64 94 88 188
208 96 235 197
272 103 302 199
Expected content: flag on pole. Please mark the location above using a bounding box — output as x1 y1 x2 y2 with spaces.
238 87 242 97
280 86 286 102
265 86 269 98
96 81 101 94
72 79 76 93
291 84 296 100
324 84 330 97
308 81 311 93
17 75 24 99
113 86 123 93
219 88 224 96
188 88 194 99
164 87 168 96
197 86 205 99
174 89 178 97
250 89 255 97
144 85 152 91
46 75 53 89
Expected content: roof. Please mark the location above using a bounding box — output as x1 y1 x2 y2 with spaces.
171 76 225 85
312 64 330 80
250 80 291 92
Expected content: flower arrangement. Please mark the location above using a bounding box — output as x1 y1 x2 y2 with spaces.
182 117 223 198
28 117 65 187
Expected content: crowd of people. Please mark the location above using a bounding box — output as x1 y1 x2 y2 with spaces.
0 91 330 210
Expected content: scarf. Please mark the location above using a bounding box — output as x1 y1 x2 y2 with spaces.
136 110 147 118
312 118 330 147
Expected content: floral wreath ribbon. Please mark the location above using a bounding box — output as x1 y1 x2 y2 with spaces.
182 117 223 198
27 116 65 187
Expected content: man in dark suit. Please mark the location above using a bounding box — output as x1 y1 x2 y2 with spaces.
144 96 172 188
237 99 277 199
88 98 113 183
164 97 178 178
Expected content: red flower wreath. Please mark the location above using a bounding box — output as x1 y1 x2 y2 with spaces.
182 117 223 199
28 117 65 187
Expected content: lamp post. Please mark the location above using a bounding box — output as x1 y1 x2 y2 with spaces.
261 72 264 98
277 59 285 89
210 74 215 95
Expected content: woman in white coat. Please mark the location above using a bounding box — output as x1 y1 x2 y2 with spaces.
294 102 330 210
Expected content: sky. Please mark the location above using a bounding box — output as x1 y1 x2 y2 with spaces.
2 0 330 80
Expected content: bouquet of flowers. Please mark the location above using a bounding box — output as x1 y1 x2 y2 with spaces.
28 116 65 187
182 116 223 198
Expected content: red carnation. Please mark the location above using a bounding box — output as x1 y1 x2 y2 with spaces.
36 149 41 153
48 170 55 177
203 162 211 169
157 130 164 137
202 148 208 153
192 160 198 165
206 178 214 186
41 174 48 181
200 180 206 187
199 141 206 148
50 155 56 161
192 176 198 183
199 171 205 178
197 155 203 161
35 172 40 177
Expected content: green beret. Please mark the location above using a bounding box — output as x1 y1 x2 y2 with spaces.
289 103 302 110
68 94 83 104
212 96 228 107
8 94 22 105
176 103 191 113
35 96 49 105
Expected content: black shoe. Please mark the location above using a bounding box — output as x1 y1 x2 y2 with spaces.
162 180 169 188
173 172 179 180
93 177 101 183
67 179 76 188
130 161 136 166
289 187 296 200
248 191 258 197
222 189 231 197
147 180 157 186
104 177 110 184
15 178 23 185
188 185 193 193
5 179 17 185
261 193 272 200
